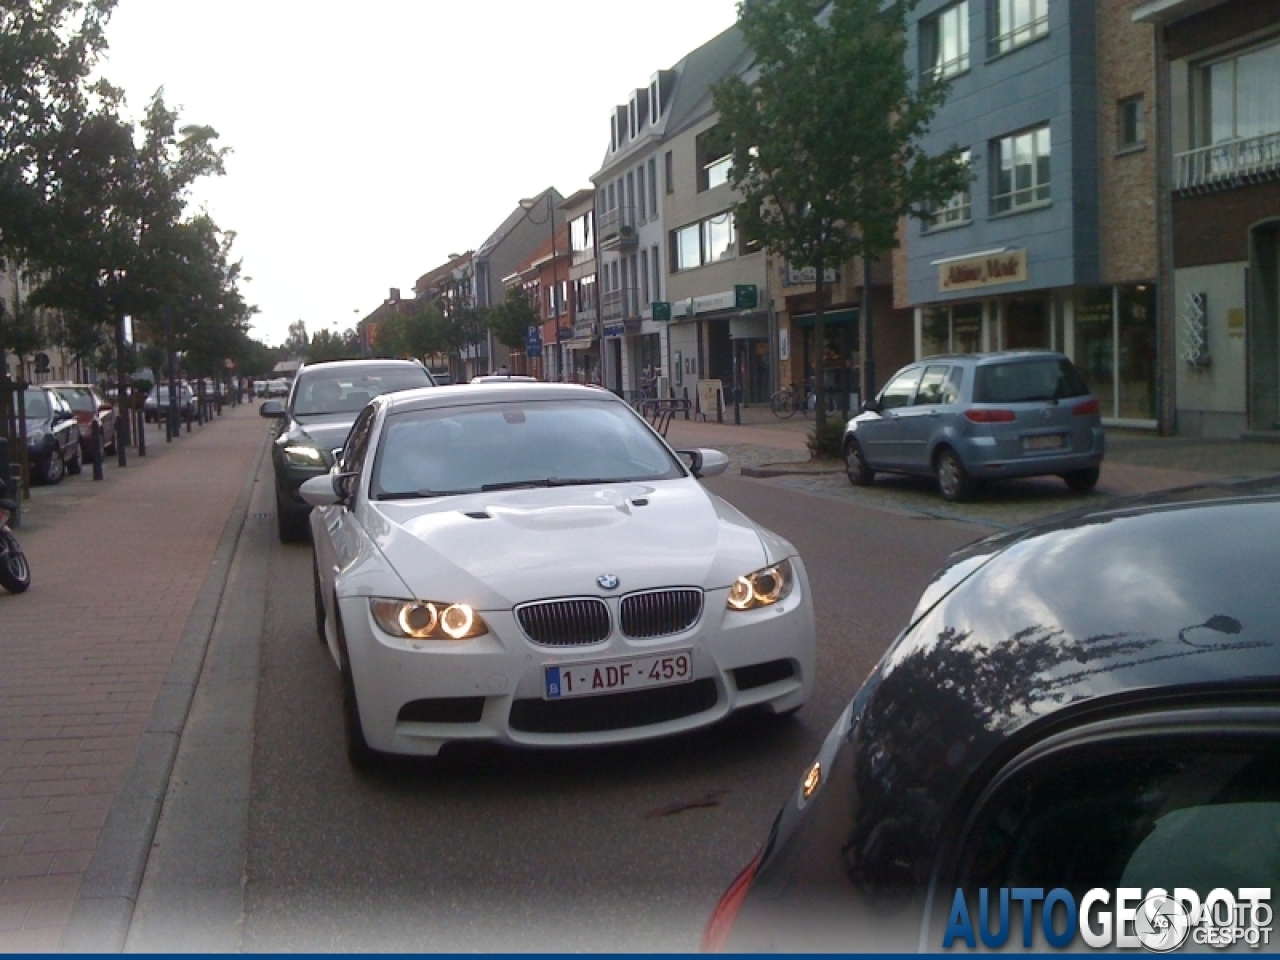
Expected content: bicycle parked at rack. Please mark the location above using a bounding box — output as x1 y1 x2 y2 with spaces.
769 380 816 419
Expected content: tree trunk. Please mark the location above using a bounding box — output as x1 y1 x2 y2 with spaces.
813 262 827 431
862 255 875 406
114 311 128 467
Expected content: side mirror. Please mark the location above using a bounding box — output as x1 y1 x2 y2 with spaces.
259 400 286 419
860 399 880 415
678 448 730 479
299 474 343 507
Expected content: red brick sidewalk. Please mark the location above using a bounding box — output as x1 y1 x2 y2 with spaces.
0 404 266 951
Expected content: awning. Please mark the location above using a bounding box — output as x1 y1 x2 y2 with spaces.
565 339 597 350
790 307 859 327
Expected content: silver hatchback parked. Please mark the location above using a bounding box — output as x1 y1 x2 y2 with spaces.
843 351 1105 502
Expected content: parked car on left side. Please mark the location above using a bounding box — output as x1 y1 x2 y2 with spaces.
23 385 83 484
47 383 116 458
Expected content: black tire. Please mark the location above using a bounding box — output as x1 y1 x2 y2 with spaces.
935 447 978 503
42 449 65 485
844 439 875 486
276 492 310 544
312 555 328 644
0 530 31 594
66 445 82 476
770 390 796 419
336 616 381 772
1062 467 1100 493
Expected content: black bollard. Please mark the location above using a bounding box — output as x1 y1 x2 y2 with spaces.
137 409 146 456
92 421 104 481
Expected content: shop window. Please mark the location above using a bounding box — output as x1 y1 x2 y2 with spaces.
1002 297 1049 350
697 125 734 192
1072 288 1116 418
988 0 1047 58
921 1 969 82
993 125 1050 214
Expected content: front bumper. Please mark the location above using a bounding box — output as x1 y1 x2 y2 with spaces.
338 559 817 756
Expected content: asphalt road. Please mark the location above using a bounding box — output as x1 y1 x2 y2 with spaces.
157 466 981 951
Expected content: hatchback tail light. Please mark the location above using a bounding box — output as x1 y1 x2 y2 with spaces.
1072 399 1100 416
701 850 762 953
964 409 1016 423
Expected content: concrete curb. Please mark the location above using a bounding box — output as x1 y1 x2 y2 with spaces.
59 433 269 953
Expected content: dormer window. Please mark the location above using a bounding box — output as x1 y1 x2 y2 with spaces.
610 114 618 152
628 99 638 140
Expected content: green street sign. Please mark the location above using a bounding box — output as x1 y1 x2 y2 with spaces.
735 284 759 309
652 301 672 322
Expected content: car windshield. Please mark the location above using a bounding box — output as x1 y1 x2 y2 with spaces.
973 358 1090 404
56 387 96 412
372 399 684 500
293 367 432 417
22 389 50 419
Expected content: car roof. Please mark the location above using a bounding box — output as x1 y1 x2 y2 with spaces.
296 359 428 378
915 350 1067 365
377 381 623 415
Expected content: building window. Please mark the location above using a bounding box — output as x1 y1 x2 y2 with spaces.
921 1 969 81
665 150 674 194
670 212 737 272
993 125 1050 213
637 166 646 222
1118 95 1145 150
640 249 650 304
989 0 1047 57
927 148 971 229
648 157 658 215
570 212 594 254
696 125 733 192
1196 38 1280 147
651 244 661 296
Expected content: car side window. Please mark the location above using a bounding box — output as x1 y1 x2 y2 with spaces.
942 367 965 405
879 369 923 411
914 366 951 406
952 738 1280 899
337 407 377 500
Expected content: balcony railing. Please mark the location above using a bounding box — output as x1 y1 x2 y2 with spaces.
597 205 638 248
1176 131 1280 192
601 287 640 323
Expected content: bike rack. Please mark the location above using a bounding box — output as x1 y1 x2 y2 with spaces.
638 398 691 438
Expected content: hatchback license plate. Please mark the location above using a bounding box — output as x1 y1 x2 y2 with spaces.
544 649 693 700
1023 433 1065 452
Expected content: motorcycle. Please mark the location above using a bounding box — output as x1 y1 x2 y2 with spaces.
0 490 30 594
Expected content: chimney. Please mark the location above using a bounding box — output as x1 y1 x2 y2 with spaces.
389 287 401 302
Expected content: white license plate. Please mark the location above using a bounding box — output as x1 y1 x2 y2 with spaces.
544 649 693 700
1023 433 1065 452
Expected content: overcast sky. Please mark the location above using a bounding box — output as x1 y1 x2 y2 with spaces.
100 0 742 347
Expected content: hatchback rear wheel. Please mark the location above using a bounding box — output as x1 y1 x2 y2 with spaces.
935 448 978 503
1062 467 1100 493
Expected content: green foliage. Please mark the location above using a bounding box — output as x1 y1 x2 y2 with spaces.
714 0 969 427
307 329 354 363
806 419 846 461
486 286 539 353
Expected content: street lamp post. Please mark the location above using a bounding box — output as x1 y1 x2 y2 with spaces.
520 192 558 380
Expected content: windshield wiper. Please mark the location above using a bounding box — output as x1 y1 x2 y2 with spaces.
480 477 620 491
377 489 471 501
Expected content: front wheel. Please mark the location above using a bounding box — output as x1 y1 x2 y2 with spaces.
844 439 875 486
312 555 328 644
276 491 310 544
66 445 82 476
0 529 31 594
1062 467 1100 493
936 448 978 503
42 449 65 485
770 390 796 419
336 621 382 772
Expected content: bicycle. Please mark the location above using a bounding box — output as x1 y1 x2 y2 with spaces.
770 380 815 419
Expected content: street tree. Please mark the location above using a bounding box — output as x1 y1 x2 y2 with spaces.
307 329 352 363
283 319 308 357
486 286 539 355
713 0 968 430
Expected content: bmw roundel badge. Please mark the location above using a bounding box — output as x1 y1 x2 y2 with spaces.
597 574 620 590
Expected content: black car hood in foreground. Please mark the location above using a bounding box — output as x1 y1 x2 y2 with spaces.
725 484 1280 952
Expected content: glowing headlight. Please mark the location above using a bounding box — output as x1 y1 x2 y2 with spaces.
370 599 488 640
282 444 325 466
727 559 794 611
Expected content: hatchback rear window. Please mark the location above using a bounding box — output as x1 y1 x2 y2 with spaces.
973 358 1089 404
